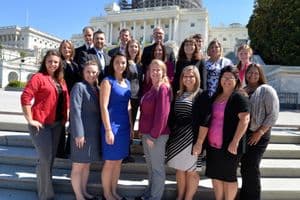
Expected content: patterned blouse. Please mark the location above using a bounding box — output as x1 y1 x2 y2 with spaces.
205 57 232 96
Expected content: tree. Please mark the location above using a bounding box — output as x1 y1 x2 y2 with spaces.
247 0 300 65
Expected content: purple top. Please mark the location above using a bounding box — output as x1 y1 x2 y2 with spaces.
139 84 171 139
208 101 227 149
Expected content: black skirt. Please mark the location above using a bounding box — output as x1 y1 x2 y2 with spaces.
205 145 241 182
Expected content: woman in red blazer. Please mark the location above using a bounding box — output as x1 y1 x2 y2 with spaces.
21 49 69 200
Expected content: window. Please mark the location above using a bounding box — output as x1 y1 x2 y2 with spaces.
165 34 169 41
165 24 169 28
8 72 18 82
150 25 154 29
223 38 227 41
141 25 144 30
190 23 195 27
131 26 134 30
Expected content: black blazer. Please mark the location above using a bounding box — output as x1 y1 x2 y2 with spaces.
62 60 82 93
204 91 250 154
78 48 111 84
191 90 211 146
74 45 88 65
141 43 176 67
108 47 121 57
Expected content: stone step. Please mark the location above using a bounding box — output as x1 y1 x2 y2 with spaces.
0 114 27 132
0 164 299 200
1 127 300 150
263 143 300 158
270 127 300 144
1 111 300 135
0 188 74 200
1 145 300 177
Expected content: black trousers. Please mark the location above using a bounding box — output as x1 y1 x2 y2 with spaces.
239 129 270 200
56 126 70 158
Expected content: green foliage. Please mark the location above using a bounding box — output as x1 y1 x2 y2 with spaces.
247 0 300 65
7 80 26 88
19 51 26 58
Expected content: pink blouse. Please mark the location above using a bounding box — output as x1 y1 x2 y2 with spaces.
208 101 227 149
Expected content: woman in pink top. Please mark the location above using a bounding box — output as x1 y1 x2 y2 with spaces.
138 59 172 200
193 66 250 200
236 44 253 87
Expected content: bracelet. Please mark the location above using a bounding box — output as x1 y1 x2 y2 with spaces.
258 130 264 135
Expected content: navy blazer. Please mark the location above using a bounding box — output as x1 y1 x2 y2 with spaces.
78 48 111 84
70 81 101 138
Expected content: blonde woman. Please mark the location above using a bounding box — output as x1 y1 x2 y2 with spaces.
166 65 207 200
138 59 172 200
236 44 253 87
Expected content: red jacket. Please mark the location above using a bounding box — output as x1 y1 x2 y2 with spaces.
21 73 69 125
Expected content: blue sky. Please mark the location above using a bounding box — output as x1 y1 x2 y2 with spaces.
0 0 254 39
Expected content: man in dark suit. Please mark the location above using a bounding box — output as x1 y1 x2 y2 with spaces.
141 26 176 67
108 28 131 57
79 30 110 84
74 26 94 65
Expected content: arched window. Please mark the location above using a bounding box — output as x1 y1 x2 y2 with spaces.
8 71 18 82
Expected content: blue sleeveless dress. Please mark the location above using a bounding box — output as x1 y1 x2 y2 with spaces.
101 76 131 160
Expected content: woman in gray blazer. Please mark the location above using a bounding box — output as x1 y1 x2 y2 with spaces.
70 60 101 200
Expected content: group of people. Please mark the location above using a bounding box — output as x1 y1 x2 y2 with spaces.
20 25 279 200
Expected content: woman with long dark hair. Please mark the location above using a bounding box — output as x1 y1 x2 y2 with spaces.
239 64 279 200
21 49 69 200
193 66 250 200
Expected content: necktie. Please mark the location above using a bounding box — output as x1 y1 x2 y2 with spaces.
98 52 105 70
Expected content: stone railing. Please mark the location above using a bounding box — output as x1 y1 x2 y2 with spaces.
263 65 300 110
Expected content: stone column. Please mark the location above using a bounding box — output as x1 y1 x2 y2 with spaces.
143 20 146 45
168 18 172 41
106 22 110 44
158 19 161 27
133 21 136 39
173 17 178 42
110 22 113 44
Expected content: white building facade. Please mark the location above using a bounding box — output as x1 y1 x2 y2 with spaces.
209 23 249 55
0 26 61 50
0 26 62 88
73 5 209 49
71 3 248 55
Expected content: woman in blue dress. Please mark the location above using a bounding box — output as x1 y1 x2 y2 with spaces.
100 52 132 200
